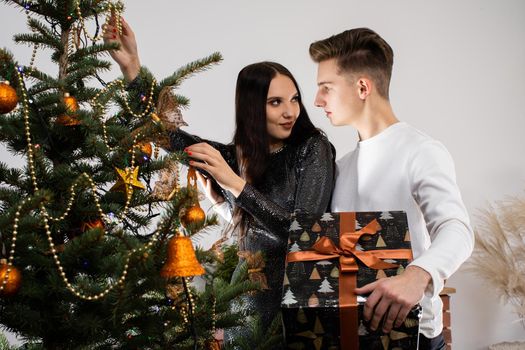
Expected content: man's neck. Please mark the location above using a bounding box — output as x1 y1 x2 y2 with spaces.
354 99 398 141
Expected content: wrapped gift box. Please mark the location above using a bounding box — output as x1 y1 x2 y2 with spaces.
282 211 421 350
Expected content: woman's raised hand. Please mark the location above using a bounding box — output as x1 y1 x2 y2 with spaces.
103 16 141 82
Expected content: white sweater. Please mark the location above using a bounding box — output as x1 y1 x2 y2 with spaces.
331 122 474 338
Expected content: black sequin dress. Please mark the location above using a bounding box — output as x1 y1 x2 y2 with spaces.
170 129 335 342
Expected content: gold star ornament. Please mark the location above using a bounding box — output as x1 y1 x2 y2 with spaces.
110 166 146 196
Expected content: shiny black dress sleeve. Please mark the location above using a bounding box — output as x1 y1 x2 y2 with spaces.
234 133 334 239
168 129 237 169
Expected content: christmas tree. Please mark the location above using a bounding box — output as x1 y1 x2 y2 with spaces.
0 1 261 348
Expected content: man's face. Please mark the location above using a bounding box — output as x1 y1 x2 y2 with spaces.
314 58 362 126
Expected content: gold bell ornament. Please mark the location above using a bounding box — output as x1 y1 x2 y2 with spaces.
160 231 204 278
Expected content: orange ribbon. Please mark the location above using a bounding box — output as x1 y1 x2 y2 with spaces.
287 212 413 350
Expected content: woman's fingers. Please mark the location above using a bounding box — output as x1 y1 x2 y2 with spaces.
185 144 221 165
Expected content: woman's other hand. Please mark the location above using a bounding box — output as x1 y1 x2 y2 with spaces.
186 143 246 198
195 171 224 205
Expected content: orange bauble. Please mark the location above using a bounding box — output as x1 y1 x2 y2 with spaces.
0 81 18 114
179 204 206 228
0 260 22 297
63 93 79 112
133 142 153 164
81 219 105 232
138 142 153 158
56 93 80 126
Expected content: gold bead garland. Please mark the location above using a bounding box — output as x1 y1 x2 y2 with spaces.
211 294 217 333
90 78 156 153
74 0 123 43
91 78 156 119
14 69 160 300
24 4 38 73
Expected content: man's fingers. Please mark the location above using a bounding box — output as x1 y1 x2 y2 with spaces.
369 297 391 331
361 285 380 322
394 304 412 329
382 303 401 333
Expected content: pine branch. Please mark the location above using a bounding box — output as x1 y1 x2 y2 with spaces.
68 42 119 62
13 32 61 51
2 0 58 19
67 57 112 75
159 52 223 89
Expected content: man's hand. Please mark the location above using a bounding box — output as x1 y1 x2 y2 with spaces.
103 17 141 82
354 265 431 333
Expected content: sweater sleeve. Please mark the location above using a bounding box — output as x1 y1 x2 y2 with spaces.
407 140 474 299
234 134 335 239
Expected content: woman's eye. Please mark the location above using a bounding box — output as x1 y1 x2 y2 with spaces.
269 99 281 106
291 96 299 103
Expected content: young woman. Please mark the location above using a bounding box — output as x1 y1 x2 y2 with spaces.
105 19 335 344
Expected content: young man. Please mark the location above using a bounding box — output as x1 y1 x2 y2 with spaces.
310 28 474 350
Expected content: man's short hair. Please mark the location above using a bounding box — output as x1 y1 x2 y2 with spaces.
310 28 394 99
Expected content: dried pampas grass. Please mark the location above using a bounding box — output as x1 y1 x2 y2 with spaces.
467 195 525 326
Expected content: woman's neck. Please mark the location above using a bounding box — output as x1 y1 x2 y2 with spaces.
269 141 284 153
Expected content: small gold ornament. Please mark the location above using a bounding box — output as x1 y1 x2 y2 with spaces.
179 204 206 228
237 250 269 291
0 259 22 297
166 283 184 300
56 93 80 126
150 112 161 123
132 142 152 164
110 166 146 196
160 231 205 278
152 160 180 201
0 81 18 114
179 166 206 227
137 142 152 158
156 86 187 131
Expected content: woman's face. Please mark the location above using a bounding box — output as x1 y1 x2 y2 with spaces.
265 73 300 149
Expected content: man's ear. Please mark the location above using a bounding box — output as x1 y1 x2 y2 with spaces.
357 77 372 100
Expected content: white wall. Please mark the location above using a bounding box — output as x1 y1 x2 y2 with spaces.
1 0 524 348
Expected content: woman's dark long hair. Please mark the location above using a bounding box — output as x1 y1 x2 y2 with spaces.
232 62 320 242
233 61 319 186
